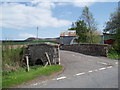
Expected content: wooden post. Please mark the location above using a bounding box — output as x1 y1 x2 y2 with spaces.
45 52 51 66
44 62 48 67
26 56 30 72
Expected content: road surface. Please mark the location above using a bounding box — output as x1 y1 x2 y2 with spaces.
21 50 118 88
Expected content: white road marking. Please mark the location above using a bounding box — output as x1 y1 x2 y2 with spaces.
75 72 85 76
98 62 108 65
88 70 93 73
56 76 66 80
52 78 56 80
73 55 75 56
32 65 114 86
94 69 98 71
101 62 108 65
33 83 38 85
115 62 118 64
107 66 113 68
99 67 106 70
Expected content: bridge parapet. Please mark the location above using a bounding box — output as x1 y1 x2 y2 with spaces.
61 44 111 57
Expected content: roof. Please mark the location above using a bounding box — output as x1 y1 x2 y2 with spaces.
57 36 75 45
103 33 115 35
60 30 77 37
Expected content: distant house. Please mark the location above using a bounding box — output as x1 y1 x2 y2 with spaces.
60 30 77 37
103 33 115 45
58 30 78 45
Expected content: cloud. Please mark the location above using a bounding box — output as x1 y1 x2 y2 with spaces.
2 0 119 3
19 33 36 38
72 2 95 7
1 0 118 29
32 0 96 7
1 2 71 29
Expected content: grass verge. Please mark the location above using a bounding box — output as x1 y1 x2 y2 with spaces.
107 49 120 59
0 75 1 89
2 65 62 88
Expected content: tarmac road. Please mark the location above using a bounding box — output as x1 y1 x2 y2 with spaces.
21 50 118 88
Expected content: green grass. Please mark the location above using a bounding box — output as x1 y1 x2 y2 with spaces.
2 47 25 72
107 49 120 59
2 65 62 88
0 74 2 89
2 40 58 45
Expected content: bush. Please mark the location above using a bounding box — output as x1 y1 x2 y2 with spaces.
107 47 120 59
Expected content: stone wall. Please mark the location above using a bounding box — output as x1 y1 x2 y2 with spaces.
24 43 60 66
61 44 110 56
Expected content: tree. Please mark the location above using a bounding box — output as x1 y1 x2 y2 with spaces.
81 6 98 43
69 20 89 43
69 6 100 43
104 7 120 52
104 8 119 33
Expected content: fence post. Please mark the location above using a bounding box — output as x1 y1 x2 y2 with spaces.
45 52 51 66
26 56 30 72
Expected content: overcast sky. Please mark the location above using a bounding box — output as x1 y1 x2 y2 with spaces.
1 0 119 40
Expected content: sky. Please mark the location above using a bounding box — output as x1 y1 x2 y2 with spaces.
1 0 119 40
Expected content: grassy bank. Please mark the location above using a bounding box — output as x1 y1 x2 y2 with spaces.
0 74 1 89
2 40 58 45
107 49 120 59
2 47 25 72
2 65 62 88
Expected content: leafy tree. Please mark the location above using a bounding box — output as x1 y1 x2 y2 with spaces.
69 20 89 43
69 6 100 43
104 7 120 52
81 6 98 43
104 8 120 33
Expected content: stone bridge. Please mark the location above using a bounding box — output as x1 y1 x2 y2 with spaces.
23 43 60 66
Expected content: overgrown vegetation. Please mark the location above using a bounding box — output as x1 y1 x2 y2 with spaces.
2 40 58 46
2 45 25 72
0 46 2 89
2 65 62 88
104 7 120 56
107 47 120 59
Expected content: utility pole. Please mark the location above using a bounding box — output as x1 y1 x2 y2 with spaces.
36 26 39 44
37 26 38 39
